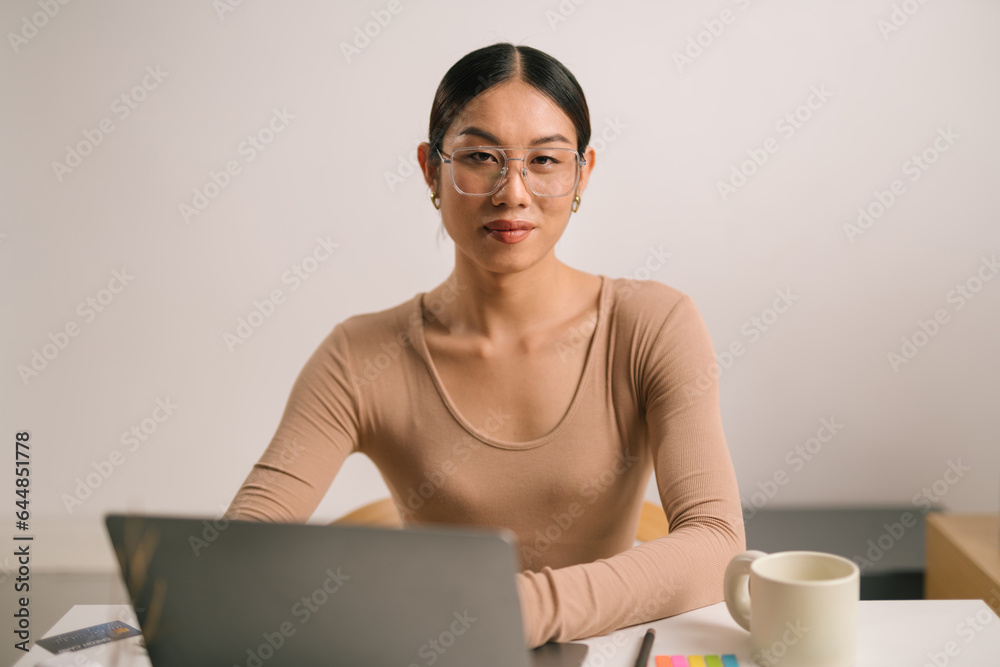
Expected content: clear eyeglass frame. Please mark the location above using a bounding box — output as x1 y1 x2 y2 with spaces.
436 146 587 198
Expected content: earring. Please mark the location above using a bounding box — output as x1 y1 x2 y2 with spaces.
571 195 581 213
430 192 441 210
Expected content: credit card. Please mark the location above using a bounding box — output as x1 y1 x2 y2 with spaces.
36 620 141 654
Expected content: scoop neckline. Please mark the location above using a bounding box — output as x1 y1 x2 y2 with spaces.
412 274 609 451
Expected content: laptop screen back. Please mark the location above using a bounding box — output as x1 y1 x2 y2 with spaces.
105 514 533 667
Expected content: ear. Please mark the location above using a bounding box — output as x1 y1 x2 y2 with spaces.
417 142 439 193
576 145 596 196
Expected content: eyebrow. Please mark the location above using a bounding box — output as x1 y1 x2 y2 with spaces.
454 126 573 146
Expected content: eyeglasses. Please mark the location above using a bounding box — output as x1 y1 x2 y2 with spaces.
437 146 586 197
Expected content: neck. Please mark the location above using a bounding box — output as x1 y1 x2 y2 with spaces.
432 254 577 341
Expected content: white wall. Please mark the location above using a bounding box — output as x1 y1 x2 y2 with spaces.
2 0 998 573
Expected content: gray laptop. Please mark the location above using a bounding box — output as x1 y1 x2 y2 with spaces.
104 514 587 667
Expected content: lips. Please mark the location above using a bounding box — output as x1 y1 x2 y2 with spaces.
483 220 535 231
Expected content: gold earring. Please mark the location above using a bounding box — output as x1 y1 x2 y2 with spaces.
430 192 441 210
571 195 581 213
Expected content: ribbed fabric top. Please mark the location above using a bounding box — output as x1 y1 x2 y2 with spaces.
224 276 745 647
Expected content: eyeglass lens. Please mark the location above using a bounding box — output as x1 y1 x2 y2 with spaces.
449 148 579 196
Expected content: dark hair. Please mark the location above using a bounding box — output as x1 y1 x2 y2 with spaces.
427 43 591 167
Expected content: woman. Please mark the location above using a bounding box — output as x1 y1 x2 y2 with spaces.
224 42 745 648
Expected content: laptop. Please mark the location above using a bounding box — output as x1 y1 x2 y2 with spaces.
104 514 588 667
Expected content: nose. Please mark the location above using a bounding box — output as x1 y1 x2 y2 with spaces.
490 157 532 208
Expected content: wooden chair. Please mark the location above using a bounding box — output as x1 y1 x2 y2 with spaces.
332 497 670 542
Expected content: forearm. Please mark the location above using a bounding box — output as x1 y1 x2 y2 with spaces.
516 511 745 647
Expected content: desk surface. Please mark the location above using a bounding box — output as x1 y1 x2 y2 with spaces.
15 600 1000 667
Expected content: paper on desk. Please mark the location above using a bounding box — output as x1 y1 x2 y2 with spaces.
37 653 103 667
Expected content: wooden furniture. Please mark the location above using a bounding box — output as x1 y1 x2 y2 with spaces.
926 512 1000 614
332 498 671 542
635 499 671 542
331 497 401 528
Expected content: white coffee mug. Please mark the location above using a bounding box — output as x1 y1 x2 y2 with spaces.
724 550 860 667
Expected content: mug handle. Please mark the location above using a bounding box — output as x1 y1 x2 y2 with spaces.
723 550 767 632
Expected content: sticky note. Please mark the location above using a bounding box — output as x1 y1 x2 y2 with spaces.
657 654 739 666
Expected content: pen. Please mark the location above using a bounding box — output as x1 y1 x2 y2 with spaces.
633 628 655 667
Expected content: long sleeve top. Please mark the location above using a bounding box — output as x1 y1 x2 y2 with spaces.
223 275 746 648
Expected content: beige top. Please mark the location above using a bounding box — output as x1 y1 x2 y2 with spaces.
224 275 746 647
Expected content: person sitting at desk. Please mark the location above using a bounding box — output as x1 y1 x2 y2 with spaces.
224 42 746 649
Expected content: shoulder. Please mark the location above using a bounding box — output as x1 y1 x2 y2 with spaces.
308 293 430 375
608 279 718 402
329 292 419 355
295 293 421 393
608 277 705 334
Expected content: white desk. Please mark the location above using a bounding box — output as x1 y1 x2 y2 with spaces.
15 600 1000 666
